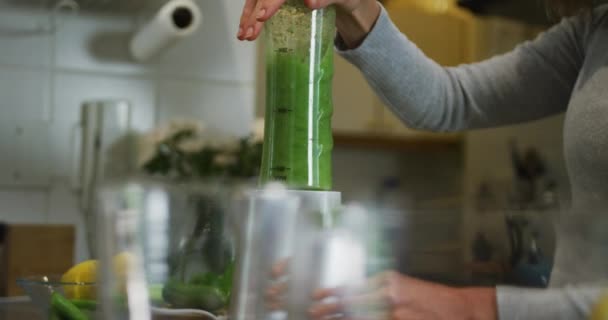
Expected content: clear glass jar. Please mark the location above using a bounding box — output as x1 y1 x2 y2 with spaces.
259 1 336 191
95 180 245 319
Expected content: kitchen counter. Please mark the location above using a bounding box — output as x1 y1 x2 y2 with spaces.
0 297 44 320
0 297 222 319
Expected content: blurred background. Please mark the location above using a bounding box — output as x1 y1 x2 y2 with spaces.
0 0 577 301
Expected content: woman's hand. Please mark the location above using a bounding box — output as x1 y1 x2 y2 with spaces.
237 0 381 48
308 271 498 320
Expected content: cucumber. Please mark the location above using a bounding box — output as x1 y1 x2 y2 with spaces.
51 292 89 320
162 281 226 311
149 283 165 304
69 299 97 311
49 310 62 320
189 272 219 287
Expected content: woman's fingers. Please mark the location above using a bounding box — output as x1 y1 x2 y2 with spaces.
238 0 287 40
272 259 290 278
305 0 332 9
310 274 402 319
310 289 392 318
308 298 345 319
341 288 394 310
265 260 290 311
311 273 390 301
238 0 345 40
265 285 286 312
239 0 264 41
312 287 344 300
248 21 264 40
238 0 257 39
266 280 289 301
254 0 288 22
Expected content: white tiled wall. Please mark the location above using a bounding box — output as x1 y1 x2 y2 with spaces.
0 1 256 262
157 80 255 136
157 0 256 83
0 7 52 68
0 189 48 224
54 13 153 75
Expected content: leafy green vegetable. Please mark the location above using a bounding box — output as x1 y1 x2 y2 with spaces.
217 261 235 301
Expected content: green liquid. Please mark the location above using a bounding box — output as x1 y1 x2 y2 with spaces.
260 46 334 190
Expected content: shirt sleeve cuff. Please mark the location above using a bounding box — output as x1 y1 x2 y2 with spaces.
333 3 414 92
335 3 400 62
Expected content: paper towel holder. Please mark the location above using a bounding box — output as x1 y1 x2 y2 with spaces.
129 0 202 62
172 6 194 29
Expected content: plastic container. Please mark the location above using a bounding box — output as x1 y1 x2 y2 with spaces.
259 1 336 190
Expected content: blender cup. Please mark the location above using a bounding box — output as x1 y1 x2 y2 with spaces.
260 1 337 191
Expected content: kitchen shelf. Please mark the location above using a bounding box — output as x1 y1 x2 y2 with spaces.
403 243 463 254
333 132 464 152
2 0 148 14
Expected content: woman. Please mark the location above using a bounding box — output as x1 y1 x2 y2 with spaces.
238 0 608 319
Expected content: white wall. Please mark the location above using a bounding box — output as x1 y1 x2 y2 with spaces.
0 1 256 262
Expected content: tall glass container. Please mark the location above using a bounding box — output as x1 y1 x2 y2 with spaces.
95 181 242 320
260 1 336 190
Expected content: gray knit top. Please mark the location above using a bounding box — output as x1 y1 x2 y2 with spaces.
338 3 608 319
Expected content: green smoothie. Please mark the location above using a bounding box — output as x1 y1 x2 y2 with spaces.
260 4 336 191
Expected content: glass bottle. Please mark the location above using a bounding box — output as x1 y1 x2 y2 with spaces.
259 1 336 190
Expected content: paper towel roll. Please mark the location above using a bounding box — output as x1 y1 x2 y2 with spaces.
130 0 202 62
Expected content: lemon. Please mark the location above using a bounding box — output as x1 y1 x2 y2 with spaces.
590 294 608 320
61 252 135 300
61 259 98 300
112 252 135 293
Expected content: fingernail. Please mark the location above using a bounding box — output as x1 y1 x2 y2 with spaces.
256 8 266 20
237 27 244 38
245 27 253 38
308 305 319 315
309 0 318 7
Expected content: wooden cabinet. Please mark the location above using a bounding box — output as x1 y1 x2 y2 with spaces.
332 54 379 134
332 2 477 146
380 2 472 139
385 2 477 66
1 224 75 297
332 2 542 149
471 15 541 60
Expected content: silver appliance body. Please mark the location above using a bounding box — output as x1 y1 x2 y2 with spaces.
79 100 133 257
230 188 342 320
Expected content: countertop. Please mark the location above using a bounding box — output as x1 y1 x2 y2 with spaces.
0 297 223 319
0 297 43 320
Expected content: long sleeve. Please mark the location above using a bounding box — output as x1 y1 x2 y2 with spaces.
497 286 604 320
336 5 608 320
337 5 590 132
